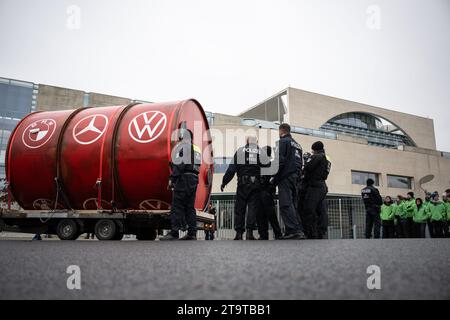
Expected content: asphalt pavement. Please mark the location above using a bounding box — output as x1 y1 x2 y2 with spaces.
0 239 449 299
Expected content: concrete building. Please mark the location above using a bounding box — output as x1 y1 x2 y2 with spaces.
1 77 449 202
1 78 448 238
210 87 450 200
0 77 147 180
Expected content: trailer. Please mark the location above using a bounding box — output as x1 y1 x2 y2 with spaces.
0 207 215 240
2 99 215 240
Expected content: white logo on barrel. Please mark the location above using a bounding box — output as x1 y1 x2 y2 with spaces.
22 119 57 149
72 114 109 145
128 111 167 143
139 199 171 210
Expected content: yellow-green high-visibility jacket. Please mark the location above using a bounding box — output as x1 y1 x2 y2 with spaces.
404 199 416 218
396 201 408 219
427 201 447 222
445 202 450 221
413 205 429 223
380 204 395 221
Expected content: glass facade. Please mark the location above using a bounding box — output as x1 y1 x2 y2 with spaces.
205 111 214 126
0 78 36 180
351 170 379 186
387 175 413 189
321 112 416 149
331 112 382 130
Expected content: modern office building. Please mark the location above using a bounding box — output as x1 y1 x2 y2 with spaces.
2 77 449 203
210 87 450 200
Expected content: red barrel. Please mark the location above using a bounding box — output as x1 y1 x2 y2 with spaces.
6 100 214 211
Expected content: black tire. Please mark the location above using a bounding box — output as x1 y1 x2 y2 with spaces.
56 219 79 240
113 231 124 240
136 229 157 240
95 219 118 241
113 221 124 240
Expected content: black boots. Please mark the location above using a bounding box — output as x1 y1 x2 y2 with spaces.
180 234 197 240
234 230 257 240
234 232 243 240
246 229 256 240
160 232 179 241
281 231 307 240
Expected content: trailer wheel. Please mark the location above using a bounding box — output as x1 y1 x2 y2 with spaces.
56 219 80 240
113 221 124 240
95 219 118 241
113 231 124 240
136 229 157 240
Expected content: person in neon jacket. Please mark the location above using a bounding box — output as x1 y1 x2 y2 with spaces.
426 192 447 238
444 189 450 238
391 197 402 238
380 196 395 238
404 192 416 238
413 198 429 238
395 195 409 238
423 192 433 237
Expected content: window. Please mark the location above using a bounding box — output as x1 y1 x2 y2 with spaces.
387 175 413 189
204 111 214 126
351 170 379 186
320 112 416 148
0 150 5 165
0 80 34 118
213 157 233 174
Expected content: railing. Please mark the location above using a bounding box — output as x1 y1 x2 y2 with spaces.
210 197 367 240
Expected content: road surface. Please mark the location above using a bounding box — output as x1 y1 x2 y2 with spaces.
0 239 449 299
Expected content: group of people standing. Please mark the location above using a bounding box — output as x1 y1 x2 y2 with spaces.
362 179 450 239
220 123 331 240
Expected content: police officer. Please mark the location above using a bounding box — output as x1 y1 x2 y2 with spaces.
296 154 308 235
221 136 262 240
361 178 383 239
258 146 282 240
316 199 329 239
302 141 331 239
272 124 306 240
161 129 201 241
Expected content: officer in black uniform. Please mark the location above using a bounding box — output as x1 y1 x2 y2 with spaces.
258 146 282 240
302 141 331 239
296 153 309 236
272 124 306 240
316 200 329 239
161 129 201 241
221 136 261 240
361 178 383 239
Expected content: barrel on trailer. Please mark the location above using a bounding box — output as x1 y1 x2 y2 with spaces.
6 100 214 211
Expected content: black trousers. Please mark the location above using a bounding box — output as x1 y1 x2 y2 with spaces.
278 174 303 235
406 218 414 238
427 220 434 238
303 183 328 239
398 218 409 238
431 221 445 238
234 182 260 233
317 197 329 239
170 174 198 236
204 230 215 240
414 223 426 238
297 185 306 223
445 221 450 238
365 208 381 239
382 220 395 239
257 186 282 239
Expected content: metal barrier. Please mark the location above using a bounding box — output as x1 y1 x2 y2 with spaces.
210 197 367 240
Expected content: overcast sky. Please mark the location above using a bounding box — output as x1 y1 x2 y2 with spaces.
0 0 449 150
